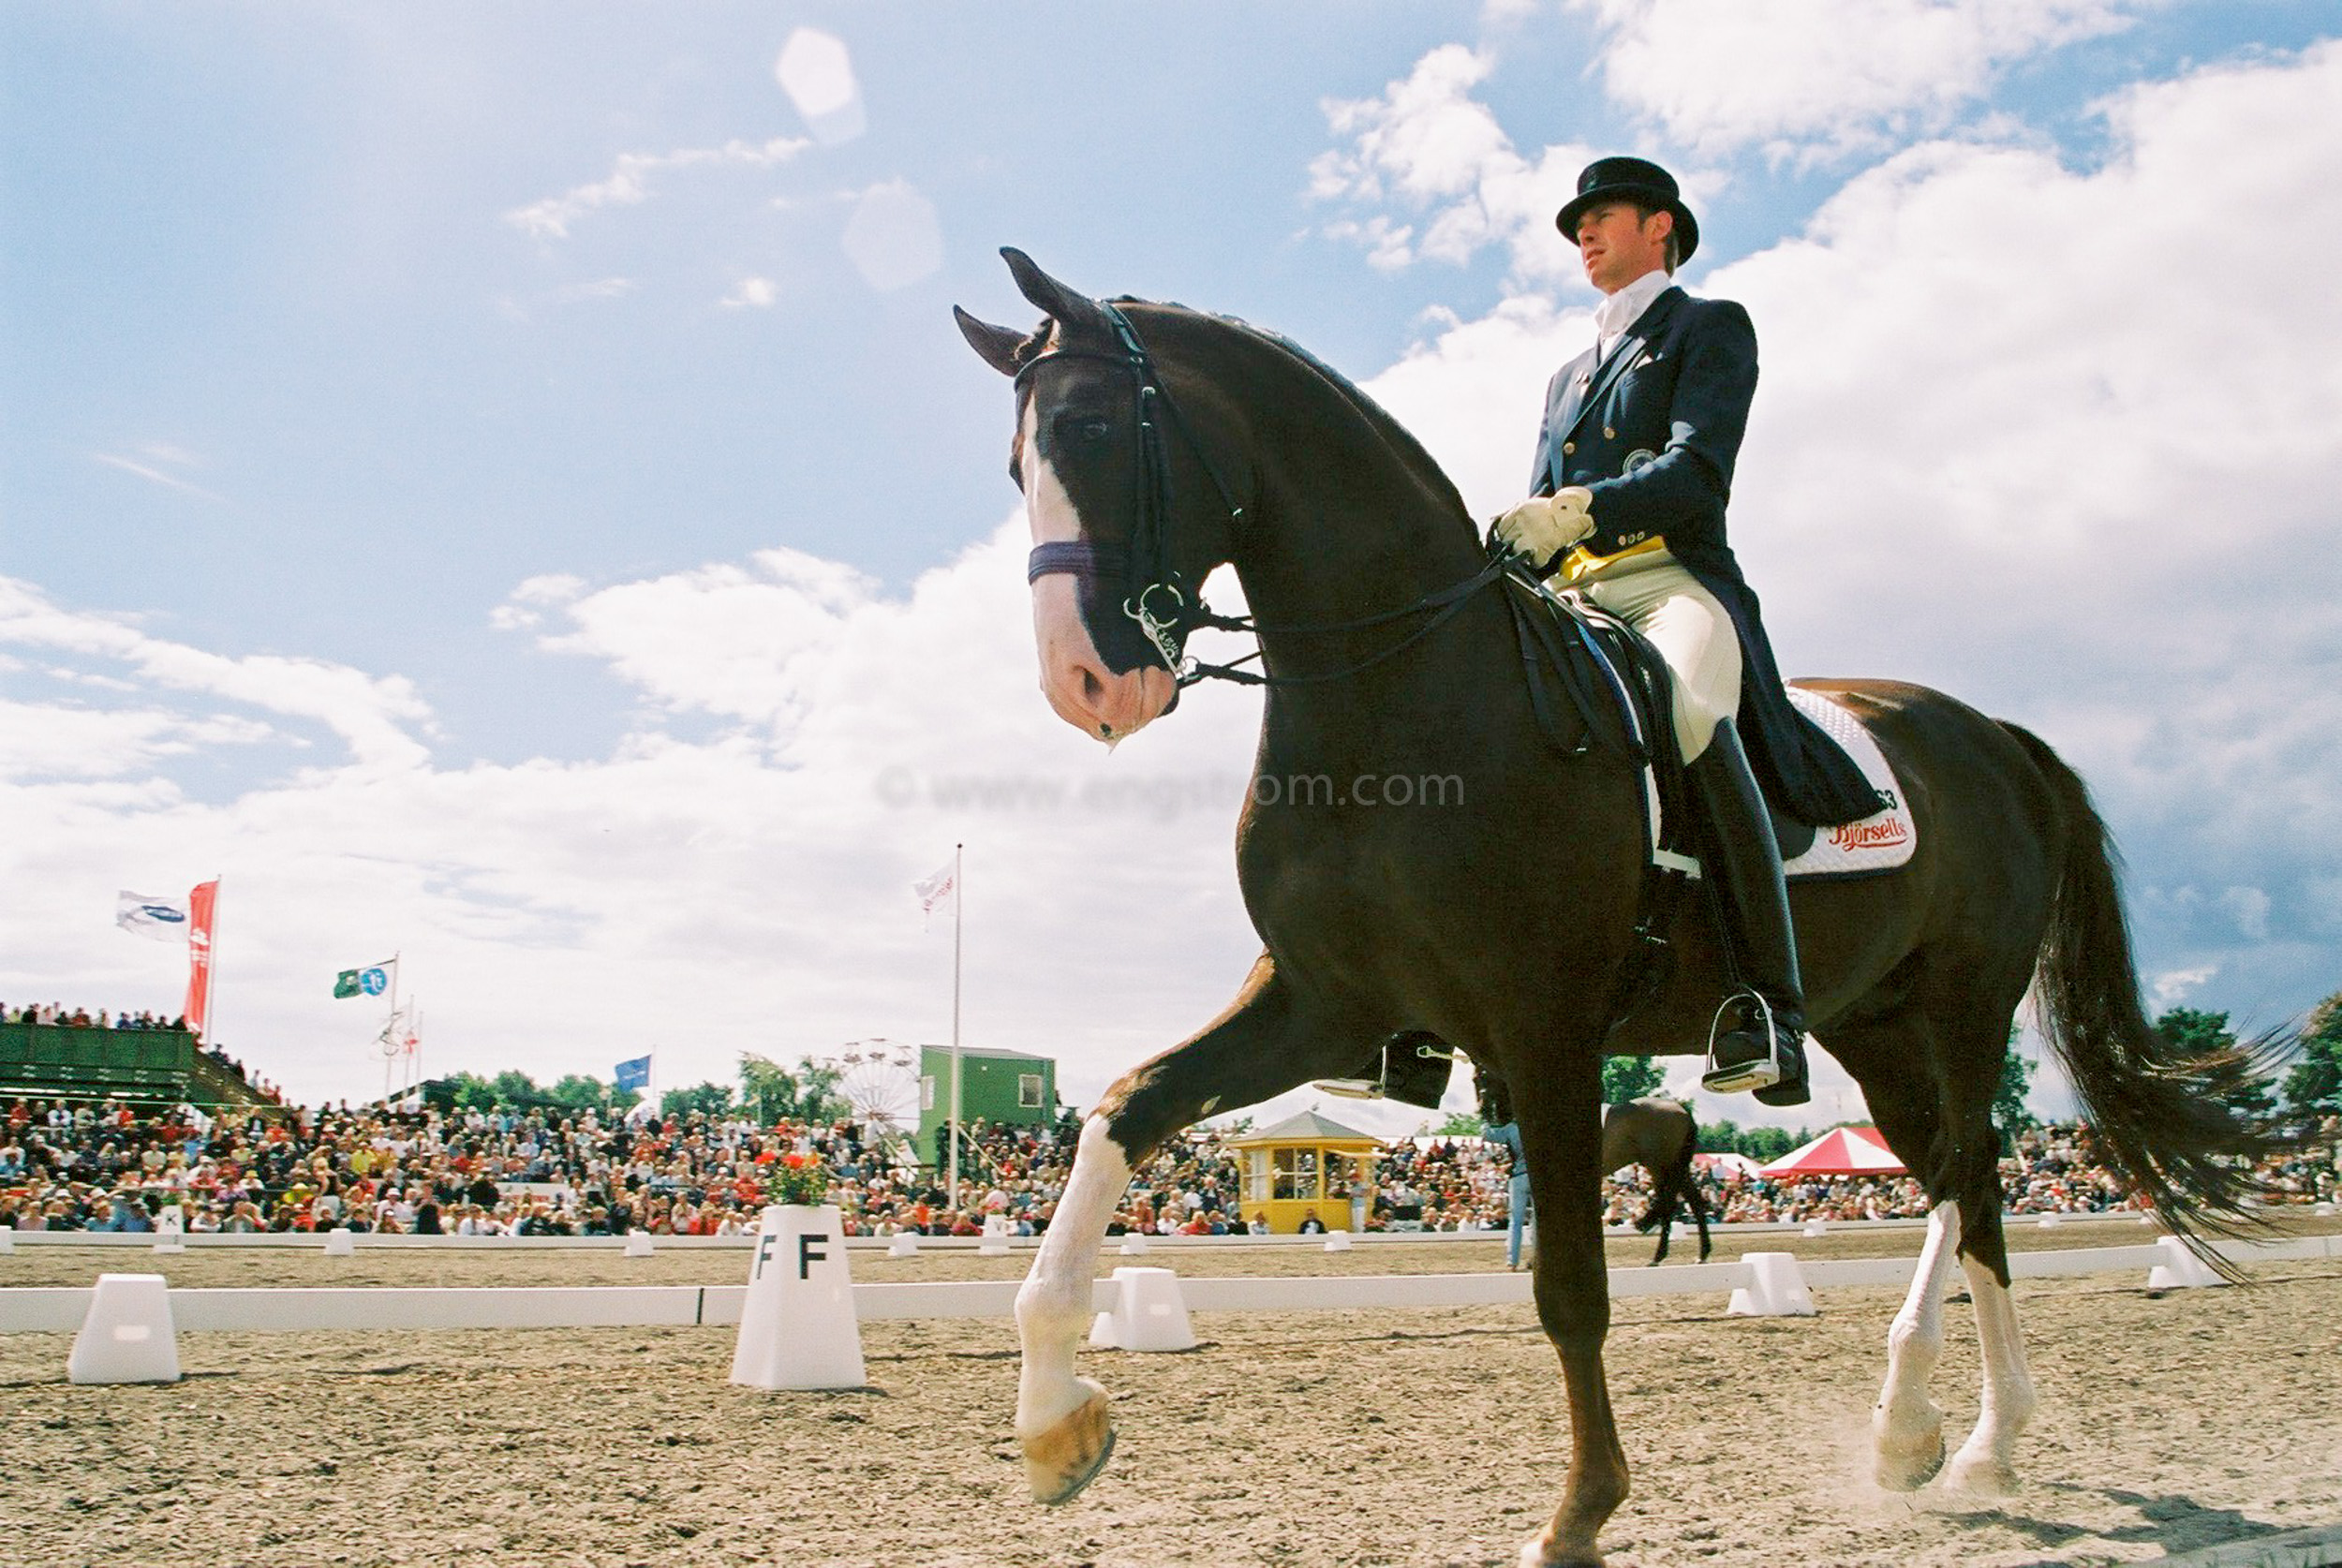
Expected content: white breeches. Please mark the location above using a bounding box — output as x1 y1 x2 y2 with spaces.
1578 559 1742 763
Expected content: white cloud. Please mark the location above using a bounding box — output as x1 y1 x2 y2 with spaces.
505 136 812 242
0 701 274 782
89 450 226 504
1310 45 1599 285
2153 965 2216 1007
0 579 433 772
720 275 778 309
1575 0 2142 158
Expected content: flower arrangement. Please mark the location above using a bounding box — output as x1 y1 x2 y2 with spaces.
766 1150 830 1207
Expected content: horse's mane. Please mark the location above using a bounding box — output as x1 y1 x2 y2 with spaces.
1116 298 1476 526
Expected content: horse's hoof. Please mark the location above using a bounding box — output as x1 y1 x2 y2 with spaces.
1022 1386 1115 1504
1519 1527 1605 1567
1873 1417 1946 1491
1941 1448 2018 1498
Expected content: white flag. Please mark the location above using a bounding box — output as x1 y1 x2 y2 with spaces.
912 860 957 921
116 891 192 943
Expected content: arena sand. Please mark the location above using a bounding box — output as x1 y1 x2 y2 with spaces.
4 1223 2338 1568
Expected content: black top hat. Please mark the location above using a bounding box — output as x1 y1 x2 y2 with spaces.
1554 155 1698 264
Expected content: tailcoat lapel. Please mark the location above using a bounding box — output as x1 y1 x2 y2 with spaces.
1557 286 1684 447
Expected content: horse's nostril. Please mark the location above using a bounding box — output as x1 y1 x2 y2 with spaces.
1081 668 1105 702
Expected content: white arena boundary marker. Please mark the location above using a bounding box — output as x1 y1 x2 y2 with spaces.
1 1234 2332 1338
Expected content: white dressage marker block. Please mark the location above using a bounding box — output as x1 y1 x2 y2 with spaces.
1 1226 17 1254
152 1206 185 1254
1087 1266 1196 1353
1119 1234 1149 1256
2145 1234 2225 1292
1801 1219 1829 1237
2316 1202 2335 1218
886 1232 919 1258
69 1273 180 1384
1323 1230 1353 1253
322 1227 356 1258
2038 1213 2062 1229
1727 1251 1816 1317
731 1205 865 1391
623 1231 655 1258
978 1215 1010 1256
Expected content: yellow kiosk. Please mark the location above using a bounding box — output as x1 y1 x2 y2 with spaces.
1227 1110 1382 1234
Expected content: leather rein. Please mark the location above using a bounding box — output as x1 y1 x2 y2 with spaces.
1015 302 1510 690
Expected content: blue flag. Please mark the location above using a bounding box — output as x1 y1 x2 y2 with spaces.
615 1055 652 1091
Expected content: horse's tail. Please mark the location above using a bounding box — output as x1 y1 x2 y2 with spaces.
1633 1102 1700 1235
2001 720 2287 1274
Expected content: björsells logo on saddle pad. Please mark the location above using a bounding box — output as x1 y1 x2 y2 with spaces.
1780 688 1917 880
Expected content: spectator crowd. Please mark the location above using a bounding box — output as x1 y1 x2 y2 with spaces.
4 1091 2335 1238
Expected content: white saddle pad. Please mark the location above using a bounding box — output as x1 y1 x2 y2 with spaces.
1781 688 1917 880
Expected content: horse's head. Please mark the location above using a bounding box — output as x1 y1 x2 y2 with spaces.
955 249 1242 744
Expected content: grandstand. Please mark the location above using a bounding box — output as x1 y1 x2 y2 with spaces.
0 1018 274 1114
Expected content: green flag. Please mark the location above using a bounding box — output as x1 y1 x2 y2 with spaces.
334 963 393 999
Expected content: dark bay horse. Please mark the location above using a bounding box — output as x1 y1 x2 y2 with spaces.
954 251 2271 1568
1603 1097 1710 1265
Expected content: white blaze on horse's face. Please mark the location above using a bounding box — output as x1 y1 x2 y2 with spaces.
1020 395 1177 745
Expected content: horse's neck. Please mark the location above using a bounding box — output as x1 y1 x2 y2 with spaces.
1230 472 1513 764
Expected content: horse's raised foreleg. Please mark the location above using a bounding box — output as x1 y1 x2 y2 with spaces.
1942 1227 2037 1495
1515 1056 1627 1568
1872 1200 1962 1489
1014 954 1346 1503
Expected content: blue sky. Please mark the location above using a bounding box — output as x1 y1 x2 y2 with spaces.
5 2 2338 1132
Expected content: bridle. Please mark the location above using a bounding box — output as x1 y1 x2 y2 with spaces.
1015 301 1511 690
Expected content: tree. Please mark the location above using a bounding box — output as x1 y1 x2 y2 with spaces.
2282 990 2342 1122
737 1053 852 1124
1601 1055 1665 1102
661 1081 734 1118
2157 1007 2274 1122
545 1073 614 1113
1993 1023 2038 1137
1694 1118 1805 1162
1429 1110 1486 1137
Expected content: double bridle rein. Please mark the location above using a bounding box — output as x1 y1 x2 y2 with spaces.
1015 301 1511 690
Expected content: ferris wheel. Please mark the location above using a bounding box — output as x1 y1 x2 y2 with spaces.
825 1039 923 1141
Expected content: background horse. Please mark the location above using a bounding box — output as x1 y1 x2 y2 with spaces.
1604 1096 1710 1266
955 250 2275 1568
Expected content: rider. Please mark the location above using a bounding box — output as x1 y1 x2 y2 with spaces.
1493 157 1883 1108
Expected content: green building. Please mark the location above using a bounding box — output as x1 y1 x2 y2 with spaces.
916 1043 1059 1152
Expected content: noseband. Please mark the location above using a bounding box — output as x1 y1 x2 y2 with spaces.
1016 303 1509 690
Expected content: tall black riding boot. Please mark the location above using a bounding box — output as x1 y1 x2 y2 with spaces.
1691 720 1811 1107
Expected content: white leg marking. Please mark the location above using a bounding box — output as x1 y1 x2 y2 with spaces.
1015 1115 1132 1441
1872 1200 1961 1489
1943 1249 2038 1496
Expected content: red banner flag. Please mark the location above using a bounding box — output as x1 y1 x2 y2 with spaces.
184 880 219 1039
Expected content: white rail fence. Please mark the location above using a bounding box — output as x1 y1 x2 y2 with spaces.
3 1233 2335 1337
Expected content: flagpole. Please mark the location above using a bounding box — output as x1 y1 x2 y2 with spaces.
948 841 964 1214
384 951 402 1106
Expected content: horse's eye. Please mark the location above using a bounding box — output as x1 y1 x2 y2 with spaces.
1059 412 1112 445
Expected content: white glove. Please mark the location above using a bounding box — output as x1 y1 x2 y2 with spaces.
1492 488 1594 568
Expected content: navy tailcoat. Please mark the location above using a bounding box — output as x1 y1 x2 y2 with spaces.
1529 285 1881 827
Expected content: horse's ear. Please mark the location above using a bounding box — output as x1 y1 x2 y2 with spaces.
954 306 1026 378
1001 247 1110 339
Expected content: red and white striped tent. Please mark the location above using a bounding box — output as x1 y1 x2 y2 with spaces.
1759 1126 1908 1177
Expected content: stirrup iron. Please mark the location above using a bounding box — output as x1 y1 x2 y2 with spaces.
1700 991 1785 1095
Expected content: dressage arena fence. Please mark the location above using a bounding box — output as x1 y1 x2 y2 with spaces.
4 1227 2336 1339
